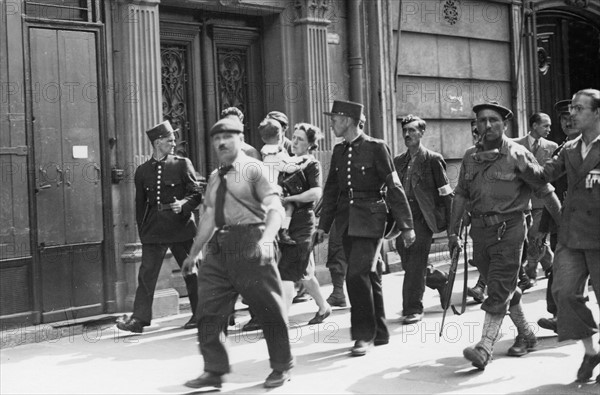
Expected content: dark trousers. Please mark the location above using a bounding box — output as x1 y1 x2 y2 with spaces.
397 205 435 316
471 215 526 315
196 225 293 374
341 229 388 342
133 240 198 325
326 220 347 276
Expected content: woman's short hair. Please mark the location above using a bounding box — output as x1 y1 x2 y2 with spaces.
294 123 323 151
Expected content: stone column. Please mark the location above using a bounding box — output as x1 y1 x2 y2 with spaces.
293 0 333 149
111 0 179 316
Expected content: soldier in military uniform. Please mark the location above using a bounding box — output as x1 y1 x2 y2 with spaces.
117 121 203 333
315 100 415 357
448 102 561 370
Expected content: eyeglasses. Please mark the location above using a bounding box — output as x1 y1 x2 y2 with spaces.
568 104 593 113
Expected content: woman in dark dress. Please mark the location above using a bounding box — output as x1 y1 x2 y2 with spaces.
279 123 332 324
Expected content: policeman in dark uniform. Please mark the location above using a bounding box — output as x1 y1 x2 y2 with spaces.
315 100 415 357
117 121 203 333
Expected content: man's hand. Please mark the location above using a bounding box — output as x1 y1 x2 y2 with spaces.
256 238 277 266
170 198 185 214
181 255 199 276
314 229 327 245
400 229 416 248
448 234 462 256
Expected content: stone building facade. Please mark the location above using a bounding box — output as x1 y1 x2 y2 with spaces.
1 0 598 325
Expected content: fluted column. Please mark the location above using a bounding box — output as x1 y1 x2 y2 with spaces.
111 0 174 312
293 0 332 149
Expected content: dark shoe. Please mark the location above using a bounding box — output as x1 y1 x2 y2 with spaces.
242 317 262 332
278 229 296 245
537 317 557 333
350 340 373 357
402 313 423 325
467 285 485 303
326 294 347 307
184 372 223 389
438 283 450 310
116 317 145 333
183 316 197 330
507 334 538 357
374 337 389 346
307 306 332 325
576 353 600 383
263 369 291 388
463 346 491 370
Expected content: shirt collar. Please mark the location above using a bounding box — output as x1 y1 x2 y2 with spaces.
527 134 538 147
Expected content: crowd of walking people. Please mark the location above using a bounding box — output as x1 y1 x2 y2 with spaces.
116 88 600 390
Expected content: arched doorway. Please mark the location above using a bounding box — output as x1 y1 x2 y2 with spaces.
534 4 600 143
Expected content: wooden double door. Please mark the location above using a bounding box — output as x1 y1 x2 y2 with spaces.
160 16 264 174
30 27 106 322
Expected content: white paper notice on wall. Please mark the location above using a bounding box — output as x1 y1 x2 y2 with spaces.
72 145 88 159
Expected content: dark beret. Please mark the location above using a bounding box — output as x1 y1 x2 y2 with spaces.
472 101 513 120
209 117 244 137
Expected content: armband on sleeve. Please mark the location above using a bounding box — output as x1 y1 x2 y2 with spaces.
438 184 453 196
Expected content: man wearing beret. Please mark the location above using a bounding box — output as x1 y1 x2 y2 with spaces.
181 117 293 389
448 102 561 369
315 100 415 357
117 120 203 333
394 114 453 324
543 88 600 383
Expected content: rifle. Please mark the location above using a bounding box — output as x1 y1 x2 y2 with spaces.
451 223 469 316
439 222 469 338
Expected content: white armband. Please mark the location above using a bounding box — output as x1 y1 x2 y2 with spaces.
438 184 453 196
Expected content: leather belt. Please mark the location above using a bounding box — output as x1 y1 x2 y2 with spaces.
344 190 381 199
157 203 172 211
218 223 265 232
470 211 524 227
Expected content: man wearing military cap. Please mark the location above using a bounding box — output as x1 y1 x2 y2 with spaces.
117 120 203 333
448 101 561 369
181 117 293 389
315 99 415 357
536 98 581 334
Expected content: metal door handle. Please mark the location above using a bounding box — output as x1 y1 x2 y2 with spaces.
35 184 52 193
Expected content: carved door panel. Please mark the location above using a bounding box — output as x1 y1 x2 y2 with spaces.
161 45 192 158
210 25 263 154
160 21 205 172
